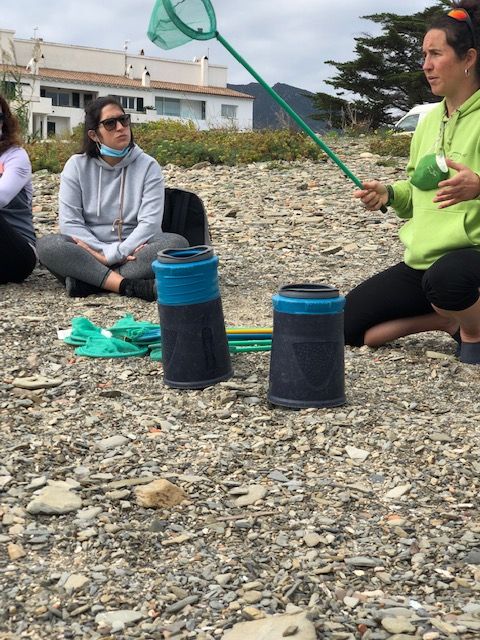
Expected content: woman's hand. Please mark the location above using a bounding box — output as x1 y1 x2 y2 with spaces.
73 238 141 265
434 159 480 208
121 244 147 262
353 181 389 211
73 237 110 265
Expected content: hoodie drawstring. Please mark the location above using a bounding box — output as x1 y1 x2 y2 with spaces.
96 166 102 218
112 167 126 242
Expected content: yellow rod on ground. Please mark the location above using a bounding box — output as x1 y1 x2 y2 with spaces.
226 327 272 334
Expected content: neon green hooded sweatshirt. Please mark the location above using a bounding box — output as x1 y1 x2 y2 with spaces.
392 89 480 270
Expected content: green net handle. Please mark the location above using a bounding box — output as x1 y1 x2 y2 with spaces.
215 31 387 213
216 33 362 188
217 33 387 211
163 0 217 40
149 0 385 211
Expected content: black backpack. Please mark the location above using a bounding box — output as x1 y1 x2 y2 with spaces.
162 187 211 246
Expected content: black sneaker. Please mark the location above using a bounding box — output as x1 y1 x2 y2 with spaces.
65 276 103 298
122 278 156 302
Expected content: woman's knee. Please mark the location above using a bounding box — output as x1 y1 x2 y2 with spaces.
37 234 71 264
152 232 189 249
422 249 480 310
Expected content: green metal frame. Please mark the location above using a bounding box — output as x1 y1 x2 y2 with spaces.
162 0 217 40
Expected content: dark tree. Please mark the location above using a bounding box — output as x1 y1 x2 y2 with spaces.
311 1 449 129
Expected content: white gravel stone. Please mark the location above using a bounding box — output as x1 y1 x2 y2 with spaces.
303 532 322 547
385 484 412 499
95 435 129 451
381 616 416 634
26 487 82 515
234 485 268 507
345 445 370 461
95 609 144 633
223 611 316 640
63 573 89 593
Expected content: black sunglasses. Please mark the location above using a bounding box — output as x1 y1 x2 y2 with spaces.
97 113 131 131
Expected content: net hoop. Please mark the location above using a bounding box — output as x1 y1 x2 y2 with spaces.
163 0 217 40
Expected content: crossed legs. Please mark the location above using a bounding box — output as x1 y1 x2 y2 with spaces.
37 233 188 294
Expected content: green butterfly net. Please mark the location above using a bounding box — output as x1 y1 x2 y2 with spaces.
148 0 217 49
147 0 379 203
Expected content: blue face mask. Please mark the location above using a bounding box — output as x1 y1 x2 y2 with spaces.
98 143 130 158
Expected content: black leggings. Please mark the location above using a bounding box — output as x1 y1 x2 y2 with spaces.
344 248 480 346
0 214 36 285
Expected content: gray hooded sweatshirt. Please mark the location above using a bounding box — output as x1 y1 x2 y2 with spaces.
59 144 164 265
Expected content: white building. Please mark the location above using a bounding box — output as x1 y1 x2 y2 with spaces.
0 28 254 138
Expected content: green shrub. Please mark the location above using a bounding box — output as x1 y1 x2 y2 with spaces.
25 139 78 173
136 122 324 167
25 120 325 172
369 132 411 158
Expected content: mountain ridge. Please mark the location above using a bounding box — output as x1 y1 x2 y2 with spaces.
227 82 328 131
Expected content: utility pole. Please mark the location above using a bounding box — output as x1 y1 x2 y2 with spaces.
124 40 130 76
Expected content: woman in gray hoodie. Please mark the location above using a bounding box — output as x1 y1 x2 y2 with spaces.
37 96 188 301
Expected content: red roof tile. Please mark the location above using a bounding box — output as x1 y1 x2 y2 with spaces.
1 64 253 99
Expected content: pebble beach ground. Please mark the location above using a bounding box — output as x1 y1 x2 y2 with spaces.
1 138 479 640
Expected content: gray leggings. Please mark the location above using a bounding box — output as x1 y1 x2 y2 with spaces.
37 233 189 287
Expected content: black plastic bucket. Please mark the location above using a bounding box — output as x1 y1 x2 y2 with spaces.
268 284 346 408
152 246 232 389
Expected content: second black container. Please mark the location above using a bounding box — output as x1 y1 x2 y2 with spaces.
268 284 346 408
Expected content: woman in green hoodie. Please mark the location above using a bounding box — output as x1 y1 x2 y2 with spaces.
347 1 480 364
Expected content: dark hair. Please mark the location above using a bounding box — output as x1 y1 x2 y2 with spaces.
0 93 22 154
427 1 480 76
81 95 134 157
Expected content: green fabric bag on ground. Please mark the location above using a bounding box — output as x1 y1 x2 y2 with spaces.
149 347 163 361
108 314 159 342
75 336 148 358
64 317 112 346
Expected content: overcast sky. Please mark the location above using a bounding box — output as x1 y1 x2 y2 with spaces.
3 1 434 92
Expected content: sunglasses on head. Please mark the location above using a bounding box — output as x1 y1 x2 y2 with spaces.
97 113 131 131
447 8 477 46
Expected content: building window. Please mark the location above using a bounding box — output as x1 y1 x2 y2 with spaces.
155 97 180 117
58 93 70 107
112 95 138 110
165 98 180 117
221 104 237 119
181 99 206 120
155 97 205 120
41 88 70 106
137 97 144 113
40 88 89 108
